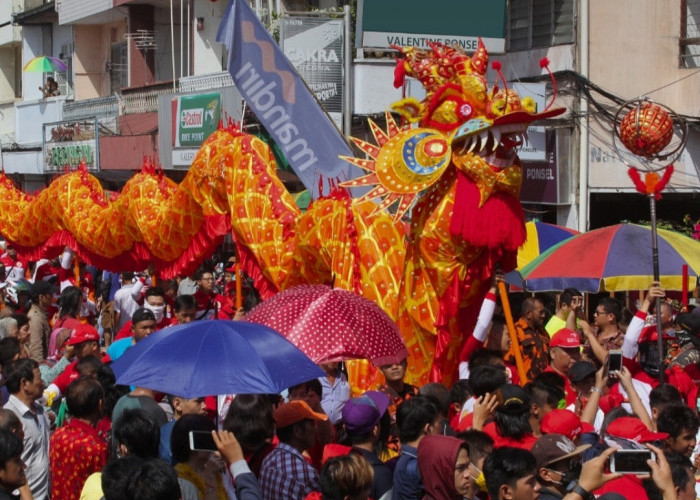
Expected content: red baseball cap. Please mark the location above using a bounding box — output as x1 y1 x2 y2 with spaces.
66 324 100 346
550 328 581 349
541 409 594 441
606 417 668 443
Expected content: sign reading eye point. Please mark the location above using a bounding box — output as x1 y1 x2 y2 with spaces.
172 93 221 147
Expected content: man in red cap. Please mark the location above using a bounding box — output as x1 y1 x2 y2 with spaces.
259 400 328 500
48 325 102 398
544 329 581 405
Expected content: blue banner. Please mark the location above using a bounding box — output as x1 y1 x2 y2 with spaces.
217 0 355 198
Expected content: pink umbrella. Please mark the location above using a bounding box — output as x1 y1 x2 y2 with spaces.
244 284 407 366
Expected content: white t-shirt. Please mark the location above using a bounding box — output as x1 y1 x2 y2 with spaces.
113 282 143 331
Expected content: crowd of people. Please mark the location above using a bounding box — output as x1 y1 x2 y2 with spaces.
0 242 698 500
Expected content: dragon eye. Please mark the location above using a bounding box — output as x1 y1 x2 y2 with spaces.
458 103 473 120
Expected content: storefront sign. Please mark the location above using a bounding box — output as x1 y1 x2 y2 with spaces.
43 119 99 172
171 149 199 166
281 16 344 129
172 92 221 147
520 130 558 204
357 0 506 53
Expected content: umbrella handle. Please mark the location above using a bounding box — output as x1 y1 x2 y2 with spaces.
498 281 528 385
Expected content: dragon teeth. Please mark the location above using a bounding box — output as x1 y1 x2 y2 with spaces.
490 129 501 153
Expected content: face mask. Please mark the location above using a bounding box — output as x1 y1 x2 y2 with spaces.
471 465 487 492
547 463 582 488
144 303 165 323
559 465 582 488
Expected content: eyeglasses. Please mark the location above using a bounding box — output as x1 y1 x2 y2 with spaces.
593 309 607 316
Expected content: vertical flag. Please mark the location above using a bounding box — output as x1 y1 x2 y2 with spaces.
217 0 355 198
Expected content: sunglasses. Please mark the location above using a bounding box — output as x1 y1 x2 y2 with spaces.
546 456 581 473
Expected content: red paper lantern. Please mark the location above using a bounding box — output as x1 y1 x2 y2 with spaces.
619 102 673 157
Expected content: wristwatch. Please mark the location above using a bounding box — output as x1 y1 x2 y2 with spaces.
566 481 594 500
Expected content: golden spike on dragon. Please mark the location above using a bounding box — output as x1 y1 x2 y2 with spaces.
0 40 563 386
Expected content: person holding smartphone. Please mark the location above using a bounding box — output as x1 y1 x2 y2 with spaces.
171 413 235 500
545 288 584 337
594 417 668 499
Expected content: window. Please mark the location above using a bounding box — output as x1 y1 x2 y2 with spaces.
508 0 575 51
110 42 128 93
681 0 700 68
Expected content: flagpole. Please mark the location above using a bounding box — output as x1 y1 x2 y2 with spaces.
170 0 176 92
649 194 664 383
343 5 352 137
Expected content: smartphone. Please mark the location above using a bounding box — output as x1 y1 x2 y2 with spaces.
608 350 623 373
189 430 217 452
610 449 654 475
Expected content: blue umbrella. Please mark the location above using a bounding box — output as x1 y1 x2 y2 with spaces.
110 320 324 397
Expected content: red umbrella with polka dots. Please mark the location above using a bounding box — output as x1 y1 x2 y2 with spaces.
243 284 408 366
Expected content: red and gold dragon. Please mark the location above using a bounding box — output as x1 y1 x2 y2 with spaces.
0 41 563 387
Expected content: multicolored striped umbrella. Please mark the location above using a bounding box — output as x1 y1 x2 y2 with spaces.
517 221 579 269
519 223 700 292
506 221 579 288
23 56 67 73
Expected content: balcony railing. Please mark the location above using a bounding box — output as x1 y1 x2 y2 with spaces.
119 82 175 114
178 71 234 94
60 72 237 121
62 95 118 121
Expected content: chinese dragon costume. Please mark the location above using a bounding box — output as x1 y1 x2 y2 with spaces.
0 40 563 386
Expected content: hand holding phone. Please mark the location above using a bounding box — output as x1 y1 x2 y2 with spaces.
610 449 655 475
212 430 244 464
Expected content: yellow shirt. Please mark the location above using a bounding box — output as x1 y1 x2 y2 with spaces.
79 472 102 500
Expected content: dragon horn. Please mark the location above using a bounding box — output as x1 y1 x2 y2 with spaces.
471 38 488 75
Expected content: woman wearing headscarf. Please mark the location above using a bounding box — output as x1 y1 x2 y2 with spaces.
417 434 471 500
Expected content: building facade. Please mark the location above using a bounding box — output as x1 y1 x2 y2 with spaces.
0 0 697 230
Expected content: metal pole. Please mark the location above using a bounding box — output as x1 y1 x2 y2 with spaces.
180 0 184 79
649 194 664 383
577 0 589 232
343 5 352 137
170 0 176 91
187 0 191 77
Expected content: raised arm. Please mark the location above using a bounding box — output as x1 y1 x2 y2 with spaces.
623 282 664 360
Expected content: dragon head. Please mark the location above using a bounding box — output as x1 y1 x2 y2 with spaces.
392 40 565 171
341 41 565 221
